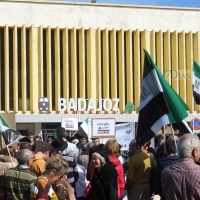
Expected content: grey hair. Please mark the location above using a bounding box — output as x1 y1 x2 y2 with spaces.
177 134 199 158
16 149 33 165
66 151 77 161
92 152 106 166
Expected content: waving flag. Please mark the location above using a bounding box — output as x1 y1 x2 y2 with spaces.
193 60 200 105
74 117 89 139
136 50 192 146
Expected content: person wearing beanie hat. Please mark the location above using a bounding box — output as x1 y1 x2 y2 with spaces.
85 150 118 200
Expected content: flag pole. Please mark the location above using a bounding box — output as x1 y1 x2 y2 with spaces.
163 126 166 155
192 67 195 134
6 145 14 167
192 102 195 134
169 123 178 151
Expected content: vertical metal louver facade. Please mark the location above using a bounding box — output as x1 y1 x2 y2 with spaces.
0 26 199 114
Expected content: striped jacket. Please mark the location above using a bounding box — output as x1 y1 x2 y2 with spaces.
0 165 37 200
62 155 79 187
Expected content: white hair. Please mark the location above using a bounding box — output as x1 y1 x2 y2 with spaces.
177 134 199 158
92 152 106 166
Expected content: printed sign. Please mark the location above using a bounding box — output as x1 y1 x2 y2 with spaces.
91 118 115 138
190 118 200 130
103 122 135 151
61 118 78 131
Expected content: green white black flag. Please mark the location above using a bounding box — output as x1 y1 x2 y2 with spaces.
137 49 192 146
193 60 200 105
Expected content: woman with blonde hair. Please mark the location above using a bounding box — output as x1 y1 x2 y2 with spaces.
31 154 71 200
104 139 125 199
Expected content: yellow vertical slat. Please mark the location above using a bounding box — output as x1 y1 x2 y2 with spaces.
21 25 27 112
102 28 109 99
29 26 39 113
185 32 193 113
156 30 163 73
71 28 77 99
141 30 150 75
55 27 60 112
133 30 141 108
38 26 43 97
96 28 102 99
110 29 117 100
13 25 18 112
150 30 156 61
118 29 125 111
29 27 33 112
4 25 9 112
164 30 171 85
79 28 85 98
63 27 69 99
193 32 200 112
87 28 97 99
178 31 187 103
171 31 179 93
46 26 52 111
126 30 133 103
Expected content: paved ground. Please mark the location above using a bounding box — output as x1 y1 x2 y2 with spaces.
122 191 161 200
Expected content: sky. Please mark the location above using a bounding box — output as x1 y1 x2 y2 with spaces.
61 0 200 8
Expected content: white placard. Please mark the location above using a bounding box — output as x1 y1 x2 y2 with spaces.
103 122 135 150
91 118 115 138
61 118 78 130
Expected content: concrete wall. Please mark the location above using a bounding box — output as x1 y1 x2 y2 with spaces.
0 0 200 31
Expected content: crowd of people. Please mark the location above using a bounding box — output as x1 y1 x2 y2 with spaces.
0 129 200 200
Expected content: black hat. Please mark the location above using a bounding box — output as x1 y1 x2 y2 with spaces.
51 137 68 152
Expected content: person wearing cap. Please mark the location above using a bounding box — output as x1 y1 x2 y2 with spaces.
52 137 79 188
56 127 79 157
85 150 118 200
91 138 100 145
31 141 54 177
80 136 88 147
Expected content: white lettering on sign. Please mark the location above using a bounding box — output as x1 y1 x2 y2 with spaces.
58 98 119 112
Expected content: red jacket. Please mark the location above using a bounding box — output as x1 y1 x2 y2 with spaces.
108 155 125 198
85 163 94 196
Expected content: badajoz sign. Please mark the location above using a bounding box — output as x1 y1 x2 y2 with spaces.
58 98 119 112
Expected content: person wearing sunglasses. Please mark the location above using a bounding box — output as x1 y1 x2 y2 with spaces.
31 154 69 200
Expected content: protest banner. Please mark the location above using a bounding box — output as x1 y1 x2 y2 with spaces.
103 122 135 150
